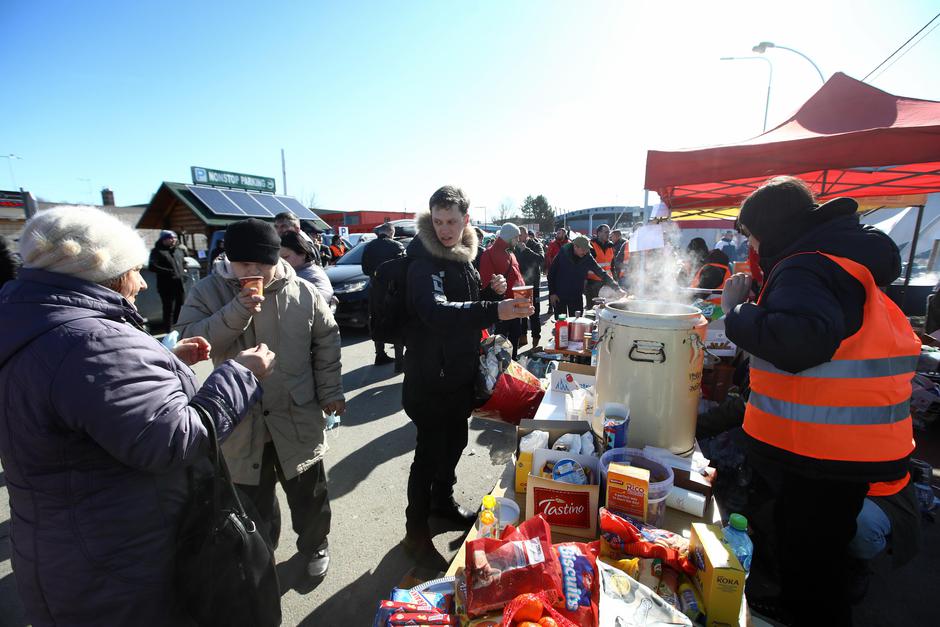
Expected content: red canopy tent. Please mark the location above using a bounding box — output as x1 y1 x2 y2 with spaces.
646 72 940 213
645 72 940 291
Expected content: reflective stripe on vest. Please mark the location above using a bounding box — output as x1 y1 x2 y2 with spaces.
743 252 919 463
588 241 614 281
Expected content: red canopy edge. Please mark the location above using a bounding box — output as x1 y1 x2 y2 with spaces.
646 73 940 212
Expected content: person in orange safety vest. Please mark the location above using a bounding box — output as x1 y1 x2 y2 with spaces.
585 224 615 304
328 235 346 263
722 176 918 625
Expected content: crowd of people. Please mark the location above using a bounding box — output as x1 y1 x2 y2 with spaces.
0 176 925 626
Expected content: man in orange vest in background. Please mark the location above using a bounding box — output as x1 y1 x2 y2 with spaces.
328 235 347 264
585 224 615 304
722 176 918 625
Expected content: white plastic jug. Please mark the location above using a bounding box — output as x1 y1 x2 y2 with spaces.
594 299 707 456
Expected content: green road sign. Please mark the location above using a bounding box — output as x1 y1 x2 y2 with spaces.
191 166 276 192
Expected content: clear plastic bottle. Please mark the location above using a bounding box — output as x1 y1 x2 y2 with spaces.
722 513 753 578
477 495 499 539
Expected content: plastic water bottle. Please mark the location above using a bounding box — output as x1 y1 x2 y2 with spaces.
477 495 499 539
722 513 753 578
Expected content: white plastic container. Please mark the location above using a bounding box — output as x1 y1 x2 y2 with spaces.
594 300 707 456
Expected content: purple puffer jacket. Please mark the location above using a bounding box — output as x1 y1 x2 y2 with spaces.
0 269 263 627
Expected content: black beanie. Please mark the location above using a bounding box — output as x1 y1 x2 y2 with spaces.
224 218 281 265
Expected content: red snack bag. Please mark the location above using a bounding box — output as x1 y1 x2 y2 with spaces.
465 515 562 617
599 508 695 575
380 600 432 612
500 592 578 627
552 542 600 627
387 612 456 625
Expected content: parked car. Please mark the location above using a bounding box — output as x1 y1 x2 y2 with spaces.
374 219 416 238
345 232 376 249
325 237 412 328
137 256 202 333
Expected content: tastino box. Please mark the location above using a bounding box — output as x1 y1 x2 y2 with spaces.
526 448 600 539
689 522 745 627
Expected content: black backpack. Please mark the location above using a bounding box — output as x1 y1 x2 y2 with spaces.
369 255 412 345
176 403 281 627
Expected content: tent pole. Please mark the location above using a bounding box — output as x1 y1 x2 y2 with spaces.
899 204 925 306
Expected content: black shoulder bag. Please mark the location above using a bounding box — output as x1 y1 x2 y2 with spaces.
176 403 282 627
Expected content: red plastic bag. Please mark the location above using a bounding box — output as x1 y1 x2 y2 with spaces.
500 592 578 627
465 515 562 617
551 542 600 627
475 362 545 425
599 508 695 575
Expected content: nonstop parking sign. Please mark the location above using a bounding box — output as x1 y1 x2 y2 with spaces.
190 166 276 193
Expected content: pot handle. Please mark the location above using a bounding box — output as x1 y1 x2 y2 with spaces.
629 340 666 364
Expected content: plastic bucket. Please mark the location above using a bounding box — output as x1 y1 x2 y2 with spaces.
600 447 674 526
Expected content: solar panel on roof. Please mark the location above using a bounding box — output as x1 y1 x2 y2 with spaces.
188 185 246 217
250 193 291 216
222 190 273 217
275 195 319 220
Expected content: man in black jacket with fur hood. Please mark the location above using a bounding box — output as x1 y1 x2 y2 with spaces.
401 186 532 567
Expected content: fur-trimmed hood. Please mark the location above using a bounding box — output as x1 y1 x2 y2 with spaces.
409 212 479 264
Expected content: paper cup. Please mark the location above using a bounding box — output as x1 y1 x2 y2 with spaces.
512 285 533 309
239 276 264 297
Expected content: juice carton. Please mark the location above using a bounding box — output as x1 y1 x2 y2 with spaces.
689 522 745 627
605 463 650 521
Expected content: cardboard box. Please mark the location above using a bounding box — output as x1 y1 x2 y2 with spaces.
526 448 600 539
514 419 598 494
605 463 650 521
559 362 596 377
673 467 714 501
548 369 595 394
689 523 745 627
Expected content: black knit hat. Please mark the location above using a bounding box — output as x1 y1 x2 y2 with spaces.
224 218 281 265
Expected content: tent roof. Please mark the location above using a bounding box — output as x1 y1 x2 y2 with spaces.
645 72 940 216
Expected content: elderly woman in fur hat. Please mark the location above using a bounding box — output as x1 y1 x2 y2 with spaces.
0 206 274 626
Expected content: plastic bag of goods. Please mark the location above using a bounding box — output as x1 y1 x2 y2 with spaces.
596 560 692 626
598 508 694 576
499 592 578 627
475 335 545 425
465 516 563 617
551 542 601 627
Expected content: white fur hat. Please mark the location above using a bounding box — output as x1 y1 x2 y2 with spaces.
19 205 150 283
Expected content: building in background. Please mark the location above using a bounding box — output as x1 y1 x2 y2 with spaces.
316 209 415 233
554 205 644 234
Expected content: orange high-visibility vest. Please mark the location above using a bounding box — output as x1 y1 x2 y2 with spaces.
588 240 614 281
691 263 731 289
329 244 346 259
692 263 731 305
868 472 910 497
744 252 919 463
618 242 630 279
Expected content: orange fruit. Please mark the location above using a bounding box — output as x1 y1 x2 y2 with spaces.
538 618 559 627
516 623 541 627
513 593 544 622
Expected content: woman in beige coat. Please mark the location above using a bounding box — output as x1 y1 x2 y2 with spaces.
176 218 344 579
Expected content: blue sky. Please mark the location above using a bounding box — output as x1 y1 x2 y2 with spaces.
3 1 939 223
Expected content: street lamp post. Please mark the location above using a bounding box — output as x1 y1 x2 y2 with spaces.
1 154 22 188
720 56 773 132
752 41 825 84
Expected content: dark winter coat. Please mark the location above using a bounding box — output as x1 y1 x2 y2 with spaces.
148 241 187 290
515 239 545 286
725 212 906 482
362 233 405 278
0 268 261 627
0 234 17 288
547 243 618 303
403 213 500 405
